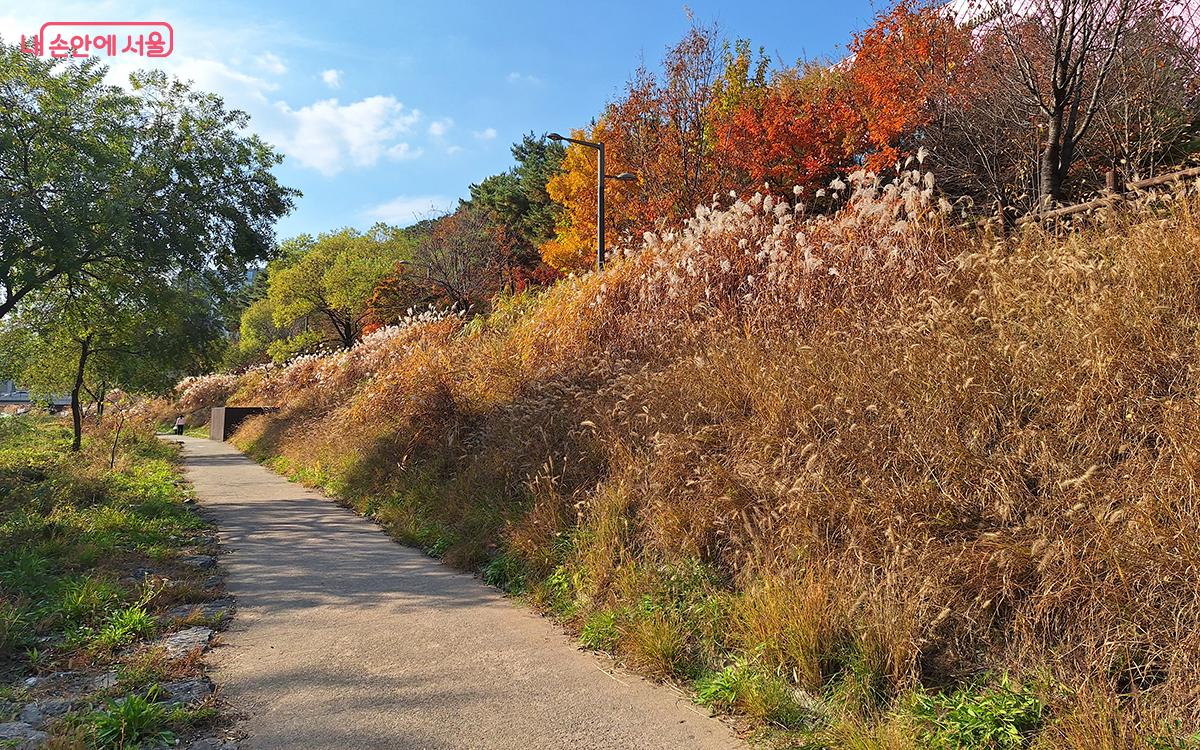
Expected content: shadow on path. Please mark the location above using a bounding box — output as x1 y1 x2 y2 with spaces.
174 436 743 750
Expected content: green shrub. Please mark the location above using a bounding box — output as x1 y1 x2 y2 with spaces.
908 675 1044 750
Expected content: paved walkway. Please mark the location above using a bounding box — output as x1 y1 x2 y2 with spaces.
173 436 743 750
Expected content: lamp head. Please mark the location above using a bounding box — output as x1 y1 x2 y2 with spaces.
613 172 637 181
547 132 564 141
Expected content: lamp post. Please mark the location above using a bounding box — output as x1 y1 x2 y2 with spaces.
547 132 636 271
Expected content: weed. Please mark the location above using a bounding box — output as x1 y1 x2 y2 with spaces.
89 694 174 749
695 665 741 706
165 702 219 731
908 675 1044 750
0 547 52 596
622 607 693 679
92 606 157 652
482 552 527 593
535 564 577 618
115 650 186 692
1148 724 1200 750
50 576 124 628
695 659 822 730
579 610 621 651
24 645 48 670
0 602 29 657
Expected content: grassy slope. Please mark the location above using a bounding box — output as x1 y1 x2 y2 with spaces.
199 190 1200 748
0 417 224 747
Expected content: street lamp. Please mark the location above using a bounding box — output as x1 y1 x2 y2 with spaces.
548 132 637 271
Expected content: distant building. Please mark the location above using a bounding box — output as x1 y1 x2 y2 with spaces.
1 379 32 405
0 380 69 408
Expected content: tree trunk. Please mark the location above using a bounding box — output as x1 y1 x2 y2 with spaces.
109 412 127 469
69 336 93 452
1039 113 1064 204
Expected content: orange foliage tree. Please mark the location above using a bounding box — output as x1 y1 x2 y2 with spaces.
846 0 972 171
542 23 724 273
544 6 974 274
711 65 862 195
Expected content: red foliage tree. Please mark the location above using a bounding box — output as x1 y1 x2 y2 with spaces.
846 0 972 171
712 66 862 195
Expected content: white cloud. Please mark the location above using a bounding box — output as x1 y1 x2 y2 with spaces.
362 195 456 225
506 71 542 86
446 145 464 155
0 6 454 187
386 143 423 160
146 57 278 103
473 127 498 141
255 52 288 75
271 96 422 176
320 69 343 89
0 12 280 110
428 118 454 137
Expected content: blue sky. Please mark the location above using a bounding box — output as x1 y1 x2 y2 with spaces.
6 1 880 238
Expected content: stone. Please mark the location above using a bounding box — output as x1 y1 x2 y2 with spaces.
159 677 213 706
165 598 234 624
178 555 217 570
92 671 118 690
18 699 73 728
203 575 224 589
187 738 237 750
159 626 213 658
16 705 38 725
0 721 48 748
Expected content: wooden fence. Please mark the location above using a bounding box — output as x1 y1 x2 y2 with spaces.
973 163 1200 230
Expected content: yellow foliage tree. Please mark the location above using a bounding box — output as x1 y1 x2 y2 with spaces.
541 125 639 274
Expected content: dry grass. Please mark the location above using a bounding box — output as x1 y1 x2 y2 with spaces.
177 175 1200 745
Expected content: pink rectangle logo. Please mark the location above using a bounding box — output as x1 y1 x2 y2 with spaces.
21 21 174 58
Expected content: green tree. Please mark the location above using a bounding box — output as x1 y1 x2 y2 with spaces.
468 133 566 269
236 297 289 363
265 225 414 352
0 43 296 319
5 272 227 450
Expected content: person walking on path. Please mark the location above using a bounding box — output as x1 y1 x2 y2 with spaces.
174 415 186 435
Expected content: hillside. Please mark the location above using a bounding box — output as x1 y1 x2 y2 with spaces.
176 173 1200 748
